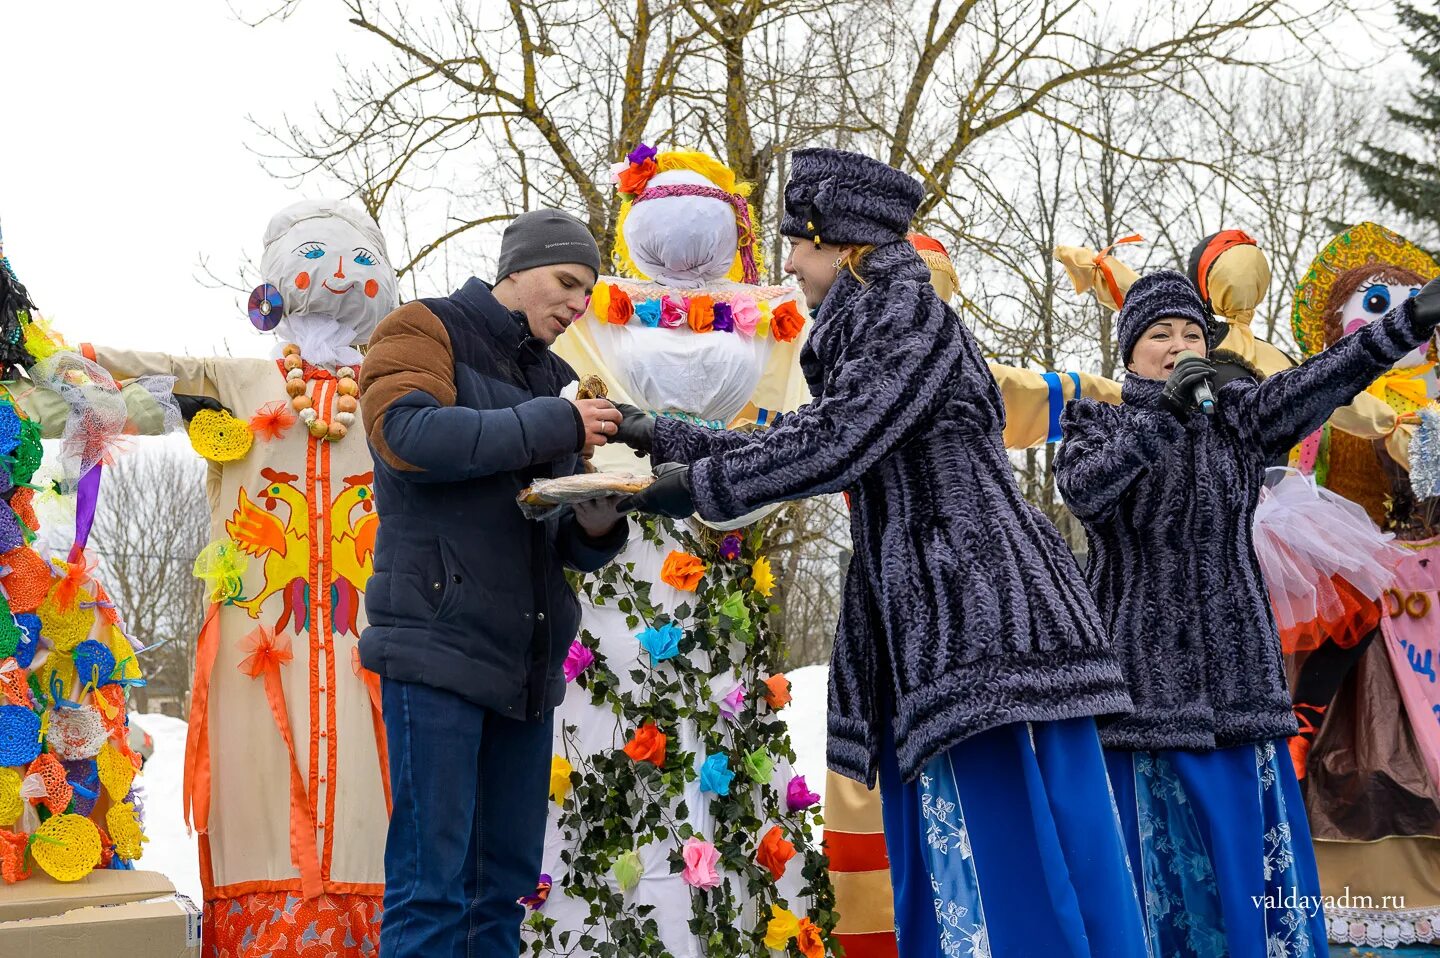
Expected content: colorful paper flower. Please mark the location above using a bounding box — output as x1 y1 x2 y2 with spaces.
699 752 734 796
237 625 292 677
639 622 683 664
618 158 659 196
718 683 746 721
518 874 553 910
634 299 662 327
743 747 774 783
757 301 773 338
606 287 635 326
660 294 689 329
591 283 612 320
681 837 721 889
771 300 806 343
757 825 796 880
688 294 716 334
719 533 743 561
764 673 792 710
549 755 573 804
733 299 762 336
752 555 775 597
612 850 643 891
763 904 801 949
712 302 735 333
719 592 751 633
786 775 820 811
0 827 30 883
563 640 594 683
796 917 825 958
623 721 667 767
627 142 658 166
660 551 706 592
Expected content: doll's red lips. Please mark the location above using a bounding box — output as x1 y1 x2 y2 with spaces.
322 281 356 294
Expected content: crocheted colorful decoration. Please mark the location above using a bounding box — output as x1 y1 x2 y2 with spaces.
0 503 23 555
97 740 136 802
48 705 108 761
72 639 117 688
0 609 21 660
0 766 22 826
62 758 101 817
0 703 41 766
188 408 255 463
38 592 95 653
11 613 39 669
31 813 102 882
11 418 42 487
2 547 53 613
9 486 37 533
1292 222 1440 356
107 627 142 684
105 801 146 861
28 752 74 815
0 827 29 883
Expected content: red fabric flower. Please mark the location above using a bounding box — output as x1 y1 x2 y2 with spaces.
249 401 298 442
687 295 716 334
606 288 635 326
764 673 792 710
796 917 825 958
622 722 668 767
771 300 806 343
237 625 293 678
757 825 796 880
0 828 29 883
660 551 706 592
618 158 659 196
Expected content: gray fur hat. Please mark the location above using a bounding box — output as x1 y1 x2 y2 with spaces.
1119 269 1225 363
780 148 924 247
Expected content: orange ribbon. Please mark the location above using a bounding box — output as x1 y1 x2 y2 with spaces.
1095 234 1144 310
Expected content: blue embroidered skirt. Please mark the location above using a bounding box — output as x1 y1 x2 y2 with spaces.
1105 741 1330 958
877 717 1149 958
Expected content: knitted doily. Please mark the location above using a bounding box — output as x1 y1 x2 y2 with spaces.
31 813 101 882
0 766 22 826
0 827 28 883
0 611 20 659
0 502 23 555
48 705 108 761
189 409 255 463
107 627 142 683
10 419 42 487
28 752 73 815
2 547 52 614
61 758 100 817
106 801 146 861
0 703 41 766
97 740 136 802
37 653 77 709
39 593 95 653
72 638 117 688
9 486 37 533
0 400 21 457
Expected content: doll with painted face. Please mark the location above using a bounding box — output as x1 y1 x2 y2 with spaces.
77 200 398 957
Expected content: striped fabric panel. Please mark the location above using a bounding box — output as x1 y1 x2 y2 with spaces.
824 771 897 949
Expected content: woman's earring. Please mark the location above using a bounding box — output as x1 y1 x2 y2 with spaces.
832 256 843 271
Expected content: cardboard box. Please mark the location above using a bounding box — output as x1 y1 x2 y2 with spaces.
0 868 178 923
0 870 201 957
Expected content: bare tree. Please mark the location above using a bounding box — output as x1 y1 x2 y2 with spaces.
90 449 210 715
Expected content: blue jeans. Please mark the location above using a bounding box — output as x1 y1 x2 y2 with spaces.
378 678 553 958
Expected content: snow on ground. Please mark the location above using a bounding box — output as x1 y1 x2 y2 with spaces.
131 712 201 904
786 664 830 811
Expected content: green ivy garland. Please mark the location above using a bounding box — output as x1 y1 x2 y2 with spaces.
523 514 837 957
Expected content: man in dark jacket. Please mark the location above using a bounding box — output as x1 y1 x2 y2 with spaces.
358 209 626 958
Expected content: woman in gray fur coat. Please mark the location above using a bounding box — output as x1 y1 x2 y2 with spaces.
617 147 1147 958
1056 268 1440 958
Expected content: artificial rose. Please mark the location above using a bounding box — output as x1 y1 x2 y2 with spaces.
617 158 658 196
771 300 806 343
688 294 716 333
563 640 594 682
622 721 667 767
659 294 689 329
660 551 706 592
763 904 800 948
764 673 792 710
786 775 820 811
681 837 721 889
757 825 796 880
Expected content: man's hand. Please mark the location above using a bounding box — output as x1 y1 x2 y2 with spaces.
572 496 624 537
572 399 622 448
617 462 695 518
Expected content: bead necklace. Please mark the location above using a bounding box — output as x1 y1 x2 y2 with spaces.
281 344 359 441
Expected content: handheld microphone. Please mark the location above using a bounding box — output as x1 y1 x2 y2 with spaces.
1177 349 1216 416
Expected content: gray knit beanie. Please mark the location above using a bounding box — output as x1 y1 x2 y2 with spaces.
781 148 924 247
1119 269 1224 363
495 210 602 281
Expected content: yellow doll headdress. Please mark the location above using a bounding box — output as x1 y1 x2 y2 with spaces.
1293 222 1440 357
611 146 764 284
1054 235 1142 313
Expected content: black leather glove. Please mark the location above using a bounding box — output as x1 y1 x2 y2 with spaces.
617 462 694 518
613 402 655 456
1415 276 1440 329
1161 353 1216 416
175 394 228 423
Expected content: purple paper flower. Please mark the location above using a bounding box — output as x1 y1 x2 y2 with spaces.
719 683 746 721
518 874 553 910
563 640 595 682
627 142 658 166
786 775 821 811
719 533 743 561
712 303 735 333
